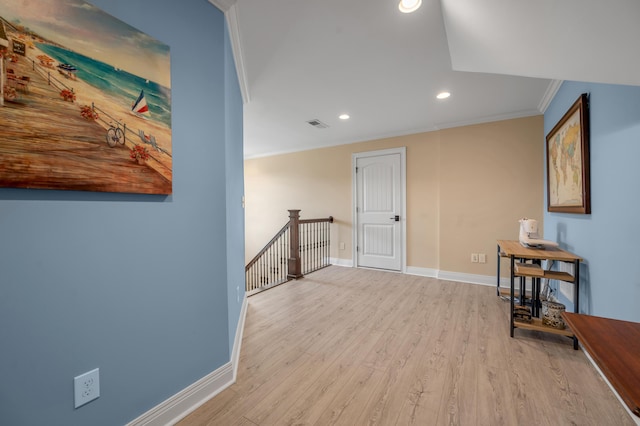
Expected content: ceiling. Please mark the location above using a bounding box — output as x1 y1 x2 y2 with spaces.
210 0 640 159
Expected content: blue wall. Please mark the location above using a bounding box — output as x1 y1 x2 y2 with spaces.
0 1 245 425
544 81 640 322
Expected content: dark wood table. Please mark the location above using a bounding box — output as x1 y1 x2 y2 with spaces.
562 312 640 418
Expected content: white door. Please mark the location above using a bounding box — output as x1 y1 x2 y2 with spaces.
355 149 404 271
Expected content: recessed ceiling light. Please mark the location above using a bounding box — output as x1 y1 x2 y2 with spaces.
339 114 350 120
437 91 451 100
398 0 422 13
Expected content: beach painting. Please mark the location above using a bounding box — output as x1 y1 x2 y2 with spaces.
0 0 172 194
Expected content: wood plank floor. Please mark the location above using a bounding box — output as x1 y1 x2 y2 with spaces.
179 266 634 426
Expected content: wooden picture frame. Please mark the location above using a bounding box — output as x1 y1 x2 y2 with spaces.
546 93 590 214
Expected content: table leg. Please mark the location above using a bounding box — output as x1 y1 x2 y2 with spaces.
536 277 541 317
530 276 536 317
533 259 541 317
496 244 501 296
573 259 580 350
510 255 515 338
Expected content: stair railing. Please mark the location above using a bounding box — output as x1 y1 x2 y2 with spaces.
245 210 333 295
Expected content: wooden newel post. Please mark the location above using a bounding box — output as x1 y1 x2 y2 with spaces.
287 209 303 280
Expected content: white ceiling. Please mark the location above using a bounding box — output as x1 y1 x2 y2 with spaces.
210 0 640 159
443 0 640 86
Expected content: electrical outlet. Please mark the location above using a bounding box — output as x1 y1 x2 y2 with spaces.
74 368 100 408
236 285 240 303
339 242 345 250
479 253 486 263
471 253 479 263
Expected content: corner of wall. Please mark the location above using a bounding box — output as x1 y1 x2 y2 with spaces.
126 295 248 426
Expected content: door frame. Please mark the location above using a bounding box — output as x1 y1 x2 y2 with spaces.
352 147 407 272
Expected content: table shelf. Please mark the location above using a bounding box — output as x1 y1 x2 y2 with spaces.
514 263 574 282
514 262 543 276
514 317 574 337
541 270 575 282
498 287 532 299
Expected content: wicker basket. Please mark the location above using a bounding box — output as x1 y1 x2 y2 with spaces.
542 300 566 329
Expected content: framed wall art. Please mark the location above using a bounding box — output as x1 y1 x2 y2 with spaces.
0 0 172 194
546 93 590 214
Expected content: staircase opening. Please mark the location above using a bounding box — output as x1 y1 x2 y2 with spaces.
245 209 333 295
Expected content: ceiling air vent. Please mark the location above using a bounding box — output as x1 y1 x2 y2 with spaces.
306 119 329 129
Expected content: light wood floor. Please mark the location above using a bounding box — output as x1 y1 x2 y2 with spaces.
179 266 634 426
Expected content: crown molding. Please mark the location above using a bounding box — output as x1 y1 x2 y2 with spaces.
538 80 564 113
208 0 236 12
226 5 250 104
208 1 250 104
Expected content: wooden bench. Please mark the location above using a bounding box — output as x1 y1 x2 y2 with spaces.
562 312 640 419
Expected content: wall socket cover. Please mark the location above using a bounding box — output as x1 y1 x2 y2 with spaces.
74 368 100 408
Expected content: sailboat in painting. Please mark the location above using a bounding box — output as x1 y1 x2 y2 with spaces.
131 89 150 117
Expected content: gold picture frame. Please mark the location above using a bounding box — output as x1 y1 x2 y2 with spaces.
546 93 590 214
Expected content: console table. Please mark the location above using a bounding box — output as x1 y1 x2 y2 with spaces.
496 240 582 349
562 312 640 419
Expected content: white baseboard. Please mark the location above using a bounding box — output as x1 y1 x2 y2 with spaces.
126 364 234 426
438 270 498 286
330 258 354 267
405 266 438 278
334 262 511 290
231 295 248 379
408 268 514 293
127 295 249 426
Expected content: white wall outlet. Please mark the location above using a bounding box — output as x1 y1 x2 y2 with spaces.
479 253 486 263
471 253 479 263
236 285 240 303
74 368 100 408
339 242 345 250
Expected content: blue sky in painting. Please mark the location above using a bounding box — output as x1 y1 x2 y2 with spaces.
0 0 170 87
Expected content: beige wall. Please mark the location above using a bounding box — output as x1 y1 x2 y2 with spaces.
245 115 544 277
